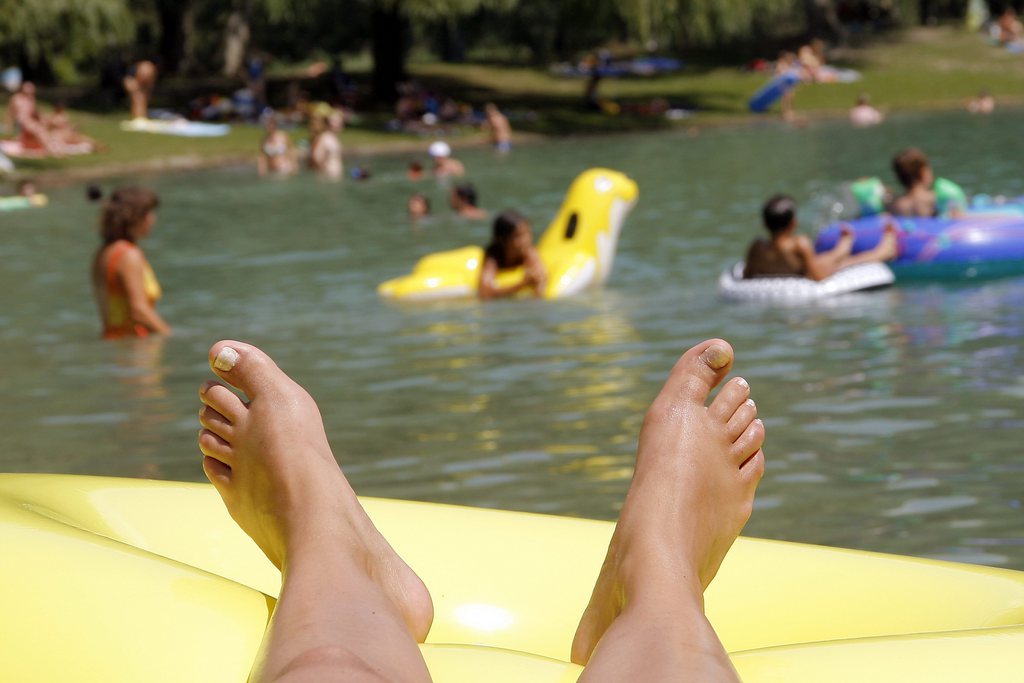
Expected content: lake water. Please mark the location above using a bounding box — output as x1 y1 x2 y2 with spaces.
2 109 1022 569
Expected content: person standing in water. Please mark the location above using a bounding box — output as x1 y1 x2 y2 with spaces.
478 209 547 299
428 141 465 178
257 117 297 176
308 112 343 179
197 338 764 682
90 187 171 338
482 102 512 152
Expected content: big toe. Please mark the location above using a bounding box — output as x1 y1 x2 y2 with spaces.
208 340 290 400
663 339 735 407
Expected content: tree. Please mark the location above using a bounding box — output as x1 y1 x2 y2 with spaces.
0 0 135 81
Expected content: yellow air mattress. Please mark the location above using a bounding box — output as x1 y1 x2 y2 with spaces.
378 168 639 300
2 474 1023 682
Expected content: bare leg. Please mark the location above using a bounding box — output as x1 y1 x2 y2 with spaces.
839 221 899 268
571 340 765 682
198 341 433 683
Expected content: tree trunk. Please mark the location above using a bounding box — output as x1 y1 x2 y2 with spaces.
223 10 251 76
439 18 466 63
803 0 847 42
371 2 408 103
156 0 191 75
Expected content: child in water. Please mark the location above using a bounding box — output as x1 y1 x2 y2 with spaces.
478 209 547 299
743 194 897 281
888 148 964 218
449 182 487 220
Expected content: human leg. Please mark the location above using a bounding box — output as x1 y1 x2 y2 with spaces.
571 340 765 682
198 341 433 683
839 221 899 269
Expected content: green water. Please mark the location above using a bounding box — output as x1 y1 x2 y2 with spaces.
3 109 1023 569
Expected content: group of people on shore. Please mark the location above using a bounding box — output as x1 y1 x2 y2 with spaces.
3 81 103 157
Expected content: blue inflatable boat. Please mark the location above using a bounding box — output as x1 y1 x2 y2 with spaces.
816 201 1024 280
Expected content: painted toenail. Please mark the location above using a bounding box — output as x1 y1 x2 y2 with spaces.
214 347 240 371
701 344 731 370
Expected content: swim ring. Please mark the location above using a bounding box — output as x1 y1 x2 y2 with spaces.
378 168 638 301
817 205 1024 280
3 474 1024 682
718 261 895 303
0 193 46 211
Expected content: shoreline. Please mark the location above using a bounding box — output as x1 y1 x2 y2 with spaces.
17 97 1020 187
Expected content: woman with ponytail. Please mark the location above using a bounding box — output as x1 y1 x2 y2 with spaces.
90 186 171 338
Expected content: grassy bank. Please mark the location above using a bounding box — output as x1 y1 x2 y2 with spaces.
8 26 1024 183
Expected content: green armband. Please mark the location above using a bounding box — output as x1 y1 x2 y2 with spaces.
850 177 886 217
934 177 967 217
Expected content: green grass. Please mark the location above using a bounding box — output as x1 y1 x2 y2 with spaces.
10 26 1024 180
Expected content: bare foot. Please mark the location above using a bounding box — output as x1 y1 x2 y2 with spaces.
877 221 900 261
198 340 433 642
571 339 764 667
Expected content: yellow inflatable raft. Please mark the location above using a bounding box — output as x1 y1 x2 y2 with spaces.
378 168 639 300
3 474 1024 682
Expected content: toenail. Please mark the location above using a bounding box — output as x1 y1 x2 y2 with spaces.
213 347 240 372
746 399 755 408
735 377 748 389
700 344 731 370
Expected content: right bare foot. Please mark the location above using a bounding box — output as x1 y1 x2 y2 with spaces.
877 221 901 261
571 339 764 666
198 340 433 642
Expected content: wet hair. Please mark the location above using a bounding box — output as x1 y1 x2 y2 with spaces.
762 194 797 234
409 160 423 173
484 209 527 268
892 147 930 189
453 182 478 207
99 186 160 245
86 184 103 202
16 179 35 195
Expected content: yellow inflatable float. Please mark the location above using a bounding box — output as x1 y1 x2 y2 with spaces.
378 168 639 300
3 473 1024 682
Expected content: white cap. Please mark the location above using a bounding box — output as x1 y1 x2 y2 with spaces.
428 140 451 158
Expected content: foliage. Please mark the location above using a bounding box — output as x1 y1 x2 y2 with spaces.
0 0 135 72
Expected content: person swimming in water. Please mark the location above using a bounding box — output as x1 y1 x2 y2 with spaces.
90 187 171 338
887 148 965 218
428 141 465 178
744 194 897 281
257 117 297 176
478 209 548 299
198 337 763 682
408 192 430 221
449 182 487 220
